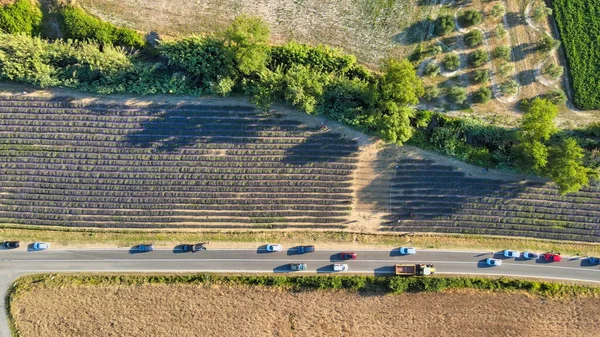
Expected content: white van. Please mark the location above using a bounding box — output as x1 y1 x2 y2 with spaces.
333 264 348 272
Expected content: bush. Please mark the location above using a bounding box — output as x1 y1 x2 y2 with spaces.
464 30 484 48
59 6 144 49
473 86 492 103
532 4 552 23
494 24 507 39
542 89 567 105
423 85 440 101
459 9 483 27
498 61 514 77
537 33 560 53
499 80 519 96
447 86 468 104
493 46 511 61
424 62 440 77
469 49 488 67
0 0 42 35
442 53 460 71
490 4 505 19
471 69 489 84
435 15 454 36
543 63 563 79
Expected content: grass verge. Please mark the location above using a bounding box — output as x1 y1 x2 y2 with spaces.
1 224 599 255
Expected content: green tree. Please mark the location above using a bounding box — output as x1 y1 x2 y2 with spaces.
473 86 492 103
281 65 328 114
490 4 506 19
424 62 440 77
538 34 560 53
248 69 283 112
520 98 558 141
471 69 489 84
376 104 416 144
224 15 271 75
464 30 484 48
442 53 460 71
459 9 483 27
435 15 454 36
500 80 518 95
469 49 488 67
546 138 590 194
542 89 567 105
543 63 563 79
379 58 424 106
498 61 514 77
447 86 467 104
532 4 552 23
423 85 440 101
494 24 506 39
493 46 511 61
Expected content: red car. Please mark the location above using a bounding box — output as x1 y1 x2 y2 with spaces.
543 253 561 262
340 252 356 260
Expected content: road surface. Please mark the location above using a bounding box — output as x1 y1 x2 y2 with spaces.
0 248 598 336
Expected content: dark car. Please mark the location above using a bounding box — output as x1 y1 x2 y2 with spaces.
588 257 600 265
3 241 20 249
340 252 357 260
297 245 315 254
181 244 197 253
138 244 154 252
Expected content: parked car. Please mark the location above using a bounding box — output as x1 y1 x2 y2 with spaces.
266 244 283 252
138 244 154 252
333 264 348 272
486 258 502 266
523 252 539 259
503 250 520 258
3 241 20 249
399 247 416 255
588 257 600 265
543 253 561 262
32 242 50 251
297 245 315 254
181 244 197 252
339 252 356 260
290 263 307 271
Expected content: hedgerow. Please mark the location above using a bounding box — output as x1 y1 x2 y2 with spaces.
0 0 42 35
553 0 600 109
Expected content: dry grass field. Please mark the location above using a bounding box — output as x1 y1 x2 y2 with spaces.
11 283 600 337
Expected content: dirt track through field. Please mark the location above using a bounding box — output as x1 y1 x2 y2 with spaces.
11 284 600 337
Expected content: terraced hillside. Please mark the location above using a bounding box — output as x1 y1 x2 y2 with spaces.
0 96 358 229
385 158 600 242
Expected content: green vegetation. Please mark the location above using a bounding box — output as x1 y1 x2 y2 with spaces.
553 0 600 109
498 61 514 77
424 62 440 77
473 86 491 104
531 4 552 23
490 4 505 19
0 0 42 35
492 46 511 61
543 63 563 79
423 85 440 101
434 15 454 36
458 9 483 27
494 24 506 39
464 30 484 48
469 49 488 67
499 80 518 96
537 33 560 53
471 69 489 84
446 86 467 104
442 53 460 71
542 89 567 105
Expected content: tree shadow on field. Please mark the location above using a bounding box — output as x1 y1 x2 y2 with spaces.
516 69 536 86
511 43 537 62
504 12 525 29
394 19 434 46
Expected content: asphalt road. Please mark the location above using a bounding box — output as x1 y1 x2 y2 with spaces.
0 247 598 337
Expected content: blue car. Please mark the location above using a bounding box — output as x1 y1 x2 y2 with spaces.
297 245 315 254
138 244 154 252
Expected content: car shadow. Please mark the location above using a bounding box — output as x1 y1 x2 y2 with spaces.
580 259 599 267
129 245 147 254
287 247 300 256
317 265 334 273
273 264 292 273
172 245 186 254
256 245 270 254
535 258 554 264
477 258 495 268
389 249 403 257
514 256 528 262
26 243 37 252
374 266 395 276
330 253 343 262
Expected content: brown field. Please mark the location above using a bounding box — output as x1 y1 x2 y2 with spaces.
11 283 600 337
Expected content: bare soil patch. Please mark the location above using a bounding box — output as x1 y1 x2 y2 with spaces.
11 283 600 337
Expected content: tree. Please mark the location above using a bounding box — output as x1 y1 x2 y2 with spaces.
531 4 552 23
379 58 424 106
376 104 416 144
516 139 549 172
464 30 484 48
469 49 488 67
435 15 454 36
546 138 589 194
281 65 328 114
494 24 506 39
490 4 505 19
447 86 467 104
423 85 440 101
442 53 460 71
500 80 518 96
498 61 514 77
424 62 440 77
542 89 567 105
473 86 492 103
543 63 563 79
471 69 489 84
537 33 560 53
459 9 483 27
492 46 511 61
224 15 271 75
520 98 558 141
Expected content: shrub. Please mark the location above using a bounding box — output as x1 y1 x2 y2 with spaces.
493 46 511 61
447 86 468 104
473 86 492 103
532 4 552 23
500 80 519 96
542 89 567 105
225 15 271 75
543 63 563 79
459 9 483 27
498 61 514 77
442 53 460 71
537 33 560 53
471 69 489 84
424 62 440 77
494 24 506 39
464 30 484 48
469 49 488 67
58 6 144 49
490 4 505 19
435 15 454 36
423 85 440 101
0 0 42 35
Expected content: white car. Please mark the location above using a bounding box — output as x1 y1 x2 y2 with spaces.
503 250 520 258
32 242 50 250
486 258 502 266
399 247 416 255
265 244 283 252
333 264 348 272
523 252 540 259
